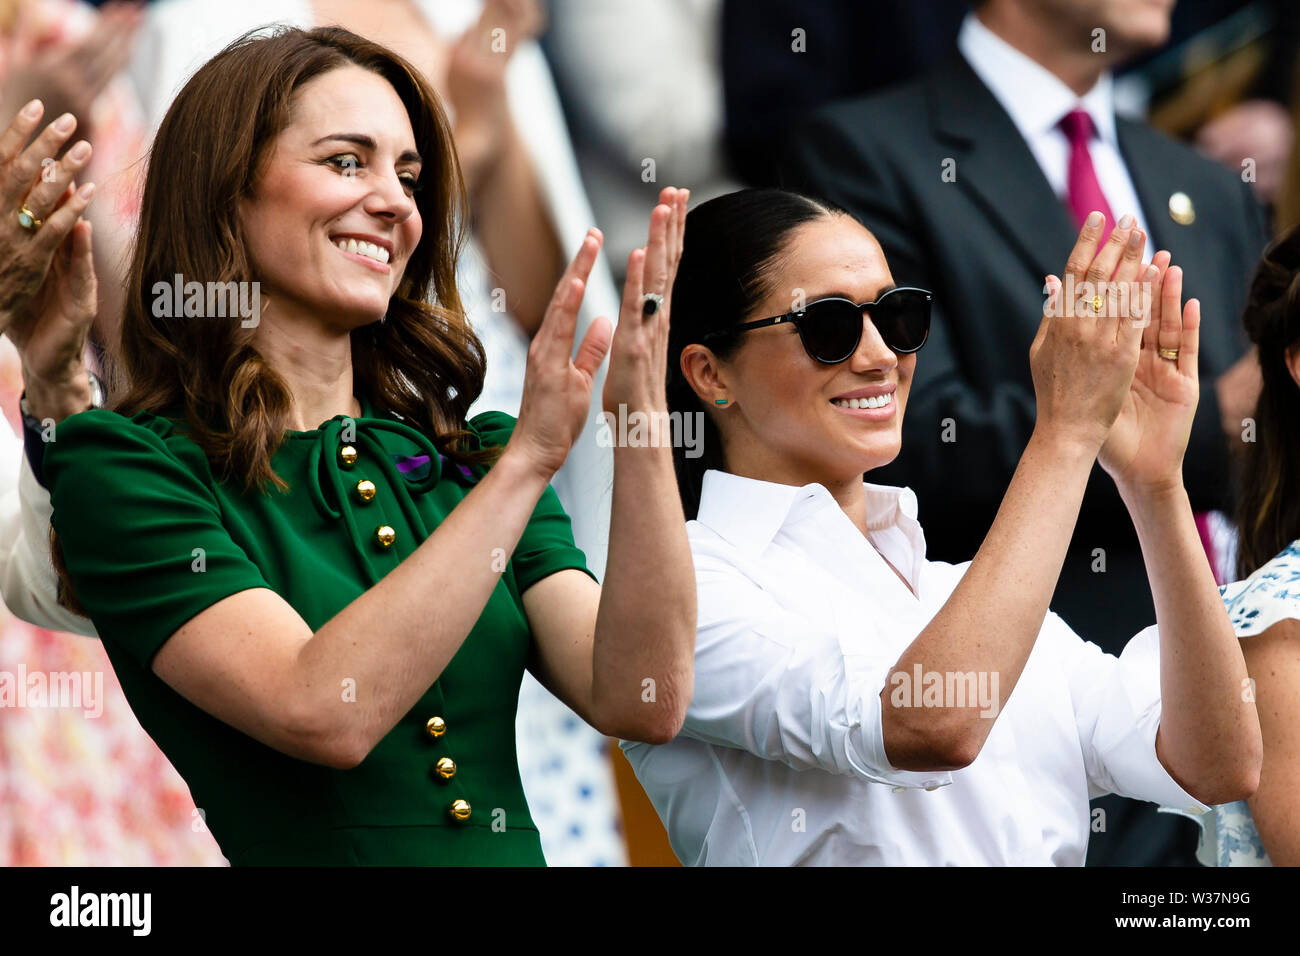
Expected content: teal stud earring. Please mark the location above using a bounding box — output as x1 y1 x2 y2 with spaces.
714 398 728 405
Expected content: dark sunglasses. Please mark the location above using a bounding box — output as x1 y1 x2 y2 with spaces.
704 287 933 363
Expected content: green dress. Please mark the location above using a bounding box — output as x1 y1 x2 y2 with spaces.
43 395 596 865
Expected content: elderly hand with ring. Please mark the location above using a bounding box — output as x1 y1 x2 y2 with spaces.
0 100 99 423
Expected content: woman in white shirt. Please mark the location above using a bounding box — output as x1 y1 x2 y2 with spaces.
623 189 1262 865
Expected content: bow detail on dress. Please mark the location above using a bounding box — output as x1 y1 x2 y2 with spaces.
304 414 466 542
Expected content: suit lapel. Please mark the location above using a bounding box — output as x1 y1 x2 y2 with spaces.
1118 119 1203 266
928 55 1076 282
1119 118 1248 365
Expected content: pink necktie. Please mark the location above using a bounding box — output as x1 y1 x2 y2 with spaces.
1059 109 1115 243
1059 110 1222 583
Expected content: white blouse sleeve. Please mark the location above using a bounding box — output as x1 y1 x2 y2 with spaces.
681 556 952 791
0 424 97 636
1048 612 1212 814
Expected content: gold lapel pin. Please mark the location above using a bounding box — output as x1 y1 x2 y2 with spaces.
1169 191 1195 225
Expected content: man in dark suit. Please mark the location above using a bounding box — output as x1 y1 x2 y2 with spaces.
782 0 1268 866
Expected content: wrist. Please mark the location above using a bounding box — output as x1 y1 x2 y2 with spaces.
1117 474 1188 510
455 119 511 195
1027 424 1102 465
604 371 668 414
495 440 560 488
22 365 95 423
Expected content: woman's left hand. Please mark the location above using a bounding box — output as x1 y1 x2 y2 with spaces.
1098 252 1201 495
602 186 688 414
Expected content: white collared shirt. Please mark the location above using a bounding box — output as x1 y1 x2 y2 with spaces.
957 12 1152 250
621 470 1210 865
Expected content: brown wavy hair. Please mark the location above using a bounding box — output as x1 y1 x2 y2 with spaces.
1235 224 1300 577
53 25 496 613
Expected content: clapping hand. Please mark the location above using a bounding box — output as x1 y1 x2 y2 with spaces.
0 102 98 419
1097 254 1201 495
509 186 688 479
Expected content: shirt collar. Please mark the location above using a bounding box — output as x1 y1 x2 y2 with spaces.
957 11 1117 148
695 469 920 555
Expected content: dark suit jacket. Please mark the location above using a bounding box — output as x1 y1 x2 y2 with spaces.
782 53 1270 654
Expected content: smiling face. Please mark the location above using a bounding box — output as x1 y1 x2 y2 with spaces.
701 214 915 488
238 64 424 332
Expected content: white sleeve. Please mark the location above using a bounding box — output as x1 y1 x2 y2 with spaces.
681 557 952 790
0 424 98 636
1050 613 1212 814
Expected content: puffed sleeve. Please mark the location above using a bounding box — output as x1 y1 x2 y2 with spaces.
1047 612 1213 813
468 410 597 591
43 410 272 669
679 545 951 790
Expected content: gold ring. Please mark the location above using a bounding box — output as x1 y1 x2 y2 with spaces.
1158 347 1179 361
1092 294 1103 313
17 205 41 231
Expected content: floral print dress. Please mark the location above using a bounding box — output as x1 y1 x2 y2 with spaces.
1162 539 1300 866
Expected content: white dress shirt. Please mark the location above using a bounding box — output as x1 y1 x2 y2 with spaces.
622 470 1210 865
958 12 1152 251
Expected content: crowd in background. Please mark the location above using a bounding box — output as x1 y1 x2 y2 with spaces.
1 0 1296 866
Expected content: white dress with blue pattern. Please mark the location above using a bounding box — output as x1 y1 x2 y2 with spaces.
1161 539 1300 866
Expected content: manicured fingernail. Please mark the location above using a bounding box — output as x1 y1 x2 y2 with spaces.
22 99 42 118
1118 214 1135 229
69 141 91 161
54 113 74 132
1085 211 1103 227
1144 265 1158 280
78 182 95 199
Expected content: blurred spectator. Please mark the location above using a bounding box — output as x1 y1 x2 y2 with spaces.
544 0 742 282
1122 0 1300 206
782 0 1267 866
721 0 967 187
0 0 144 362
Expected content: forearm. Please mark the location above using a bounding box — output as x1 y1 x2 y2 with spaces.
467 124 563 334
1121 480 1262 801
591 437 696 743
298 446 552 763
884 429 1097 768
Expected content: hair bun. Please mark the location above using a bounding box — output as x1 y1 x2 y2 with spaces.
1243 226 1300 346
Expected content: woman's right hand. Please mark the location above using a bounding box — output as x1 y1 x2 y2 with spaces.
1031 213 1147 454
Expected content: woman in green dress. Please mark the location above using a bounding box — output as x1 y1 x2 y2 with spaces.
17 26 696 865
